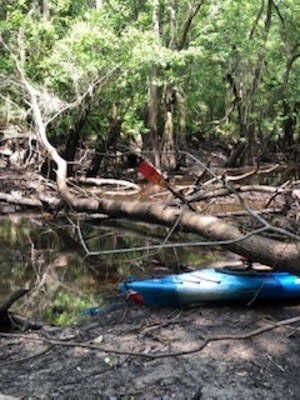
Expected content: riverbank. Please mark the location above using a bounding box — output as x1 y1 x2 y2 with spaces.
1 298 300 399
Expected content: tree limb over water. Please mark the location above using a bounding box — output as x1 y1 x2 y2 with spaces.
1 38 300 273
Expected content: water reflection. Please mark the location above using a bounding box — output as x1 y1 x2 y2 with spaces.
0 215 214 325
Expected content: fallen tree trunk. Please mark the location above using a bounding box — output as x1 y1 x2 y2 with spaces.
71 197 300 272
1 187 299 271
14 54 300 274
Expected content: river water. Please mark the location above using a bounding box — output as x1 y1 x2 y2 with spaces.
0 214 215 325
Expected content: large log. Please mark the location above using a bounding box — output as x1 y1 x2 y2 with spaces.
71 197 300 273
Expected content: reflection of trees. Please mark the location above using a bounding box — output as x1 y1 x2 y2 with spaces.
0 218 106 322
22 222 110 321
0 215 215 323
0 218 33 302
80 220 213 268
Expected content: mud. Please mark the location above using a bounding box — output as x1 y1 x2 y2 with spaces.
0 299 299 399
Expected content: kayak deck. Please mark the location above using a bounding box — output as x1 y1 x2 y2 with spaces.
119 268 300 306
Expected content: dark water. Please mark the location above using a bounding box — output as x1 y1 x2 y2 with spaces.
0 214 215 325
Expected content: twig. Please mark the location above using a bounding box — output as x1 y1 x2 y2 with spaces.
266 354 286 372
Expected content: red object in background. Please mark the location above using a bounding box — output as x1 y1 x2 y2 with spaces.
138 161 166 187
138 160 196 212
127 289 144 304
241 256 253 269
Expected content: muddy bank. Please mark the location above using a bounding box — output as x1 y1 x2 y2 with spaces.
0 298 299 399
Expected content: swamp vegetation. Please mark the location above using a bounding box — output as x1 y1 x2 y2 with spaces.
0 0 299 323
0 2 300 398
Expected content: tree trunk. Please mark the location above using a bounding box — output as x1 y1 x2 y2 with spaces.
226 1 273 167
146 0 161 167
95 0 103 10
161 83 176 169
225 141 247 168
0 289 30 331
86 119 122 177
147 66 160 167
147 0 204 169
161 0 177 169
176 90 187 167
51 196 300 273
178 0 205 51
62 95 93 176
42 0 50 21
245 0 273 165
248 0 265 40
282 101 297 148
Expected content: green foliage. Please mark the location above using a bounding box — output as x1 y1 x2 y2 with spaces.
45 290 100 326
0 0 300 146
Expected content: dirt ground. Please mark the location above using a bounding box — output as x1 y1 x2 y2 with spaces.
0 297 300 400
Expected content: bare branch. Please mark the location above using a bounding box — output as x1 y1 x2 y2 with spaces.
248 0 265 40
45 67 120 126
178 0 205 50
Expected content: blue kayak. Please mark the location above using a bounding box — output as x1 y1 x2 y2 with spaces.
119 268 300 306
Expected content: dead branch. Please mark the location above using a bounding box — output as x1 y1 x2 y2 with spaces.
0 192 43 208
187 185 287 203
0 290 29 315
215 208 283 218
72 177 141 196
0 289 39 332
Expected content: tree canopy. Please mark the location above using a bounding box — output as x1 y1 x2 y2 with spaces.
1 0 299 159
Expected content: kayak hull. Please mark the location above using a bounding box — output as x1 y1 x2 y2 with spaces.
119 268 300 306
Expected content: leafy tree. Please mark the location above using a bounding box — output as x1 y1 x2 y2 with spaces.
1 0 300 171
